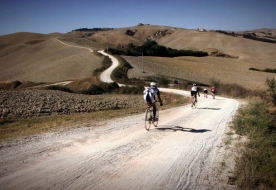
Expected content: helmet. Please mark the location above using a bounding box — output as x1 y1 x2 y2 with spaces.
193 84 197 86
150 82 157 87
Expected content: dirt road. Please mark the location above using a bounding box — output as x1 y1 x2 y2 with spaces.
0 91 239 189
0 42 239 189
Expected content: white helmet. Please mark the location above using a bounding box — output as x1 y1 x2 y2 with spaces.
150 82 157 87
193 83 197 86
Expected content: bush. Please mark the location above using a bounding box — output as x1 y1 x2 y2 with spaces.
157 76 170 87
265 78 276 105
93 56 112 76
81 84 103 95
115 85 144 94
249 67 260 71
45 85 72 93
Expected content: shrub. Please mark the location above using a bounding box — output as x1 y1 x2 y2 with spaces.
265 78 276 105
45 85 72 93
81 84 103 95
93 56 112 76
115 85 144 94
264 68 276 73
98 82 119 93
249 67 260 71
157 76 170 87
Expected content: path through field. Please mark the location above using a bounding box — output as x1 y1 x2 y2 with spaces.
0 42 240 190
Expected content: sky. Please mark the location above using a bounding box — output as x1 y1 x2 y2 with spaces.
0 0 276 36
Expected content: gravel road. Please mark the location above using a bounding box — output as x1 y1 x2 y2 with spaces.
0 91 239 190
0 41 240 190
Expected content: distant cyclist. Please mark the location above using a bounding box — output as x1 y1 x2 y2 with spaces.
143 82 163 120
203 88 208 98
211 86 216 99
191 83 200 105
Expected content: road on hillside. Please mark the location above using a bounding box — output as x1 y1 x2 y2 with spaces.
0 43 240 190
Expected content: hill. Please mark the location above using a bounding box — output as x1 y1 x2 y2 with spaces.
0 25 276 90
0 32 102 83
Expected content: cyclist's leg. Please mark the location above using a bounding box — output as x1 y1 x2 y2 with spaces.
152 102 157 118
190 91 194 104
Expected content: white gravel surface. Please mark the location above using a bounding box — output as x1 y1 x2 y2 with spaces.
0 91 239 190
0 46 240 190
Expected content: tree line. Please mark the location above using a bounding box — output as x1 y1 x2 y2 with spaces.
107 40 208 57
72 28 114 32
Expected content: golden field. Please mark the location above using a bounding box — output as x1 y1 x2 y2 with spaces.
0 25 275 90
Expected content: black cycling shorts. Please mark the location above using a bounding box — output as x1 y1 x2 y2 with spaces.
191 91 197 96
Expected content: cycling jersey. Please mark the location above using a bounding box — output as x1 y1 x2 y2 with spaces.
191 86 197 91
143 87 160 103
211 87 216 92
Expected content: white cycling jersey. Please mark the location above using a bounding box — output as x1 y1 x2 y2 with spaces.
191 86 197 91
143 87 160 103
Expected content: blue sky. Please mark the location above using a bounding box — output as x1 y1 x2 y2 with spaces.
0 0 275 36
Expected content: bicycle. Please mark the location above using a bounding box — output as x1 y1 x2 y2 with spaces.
191 95 197 109
211 92 215 99
145 103 159 131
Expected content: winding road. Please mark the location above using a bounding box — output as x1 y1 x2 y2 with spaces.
0 41 240 189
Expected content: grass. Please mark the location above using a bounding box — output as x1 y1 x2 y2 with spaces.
231 99 276 189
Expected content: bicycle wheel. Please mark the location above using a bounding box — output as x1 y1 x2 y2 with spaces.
145 108 152 131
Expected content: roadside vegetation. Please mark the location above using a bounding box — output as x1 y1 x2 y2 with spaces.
249 67 276 74
216 30 276 44
229 78 276 189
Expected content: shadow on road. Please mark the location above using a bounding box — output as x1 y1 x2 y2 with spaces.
197 107 221 110
153 125 211 133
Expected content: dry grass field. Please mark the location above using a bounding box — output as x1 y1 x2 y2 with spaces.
0 33 102 83
0 25 275 90
124 55 276 90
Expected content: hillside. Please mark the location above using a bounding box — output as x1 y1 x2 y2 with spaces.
0 25 276 90
0 33 102 83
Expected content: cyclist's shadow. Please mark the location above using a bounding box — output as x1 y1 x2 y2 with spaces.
155 126 211 133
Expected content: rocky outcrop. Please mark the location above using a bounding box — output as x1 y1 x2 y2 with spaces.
0 90 145 119
147 29 174 41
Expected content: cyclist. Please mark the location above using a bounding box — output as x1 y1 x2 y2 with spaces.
203 88 208 98
211 86 216 99
143 82 163 120
191 83 200 105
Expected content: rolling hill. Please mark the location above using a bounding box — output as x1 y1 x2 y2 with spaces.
0 25 276 90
